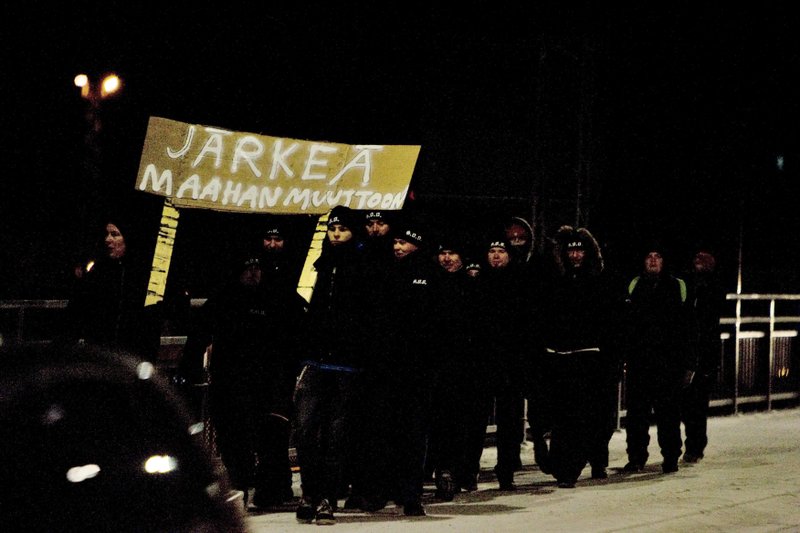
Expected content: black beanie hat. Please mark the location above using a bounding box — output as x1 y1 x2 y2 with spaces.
641 239 668 260
364 210 393 223
438 235 466 255
465 260 482 273
328 205 357 229
565 234 586 250
395 225 425 247
487 238 510 252
242 256 260 270
230 254 261 279
262 216 285 238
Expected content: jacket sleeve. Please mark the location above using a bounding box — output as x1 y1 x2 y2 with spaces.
177 296 216 384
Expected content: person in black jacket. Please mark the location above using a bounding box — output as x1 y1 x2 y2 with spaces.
538 226 624 488
257 215 298 289
293 205 368 525
360 209 396 269
424 234 484 500
681 249 726 463
358 216 437 517
623 244 696 474
502 216 546 470
179 252 306 510
62 215 160 361
340 210 397 512
473 236 534 491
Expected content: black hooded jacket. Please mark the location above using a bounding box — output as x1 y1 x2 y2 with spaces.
366 247 439 381
687 269 726 375
304 239 370 369
473 259 536 389
62 217 160 361
65 254 158 357
540 227 622 355
179 261 307 416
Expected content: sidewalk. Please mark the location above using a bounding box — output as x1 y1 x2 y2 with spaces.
247 408 800 532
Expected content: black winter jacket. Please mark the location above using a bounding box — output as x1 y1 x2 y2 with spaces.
624 273 696 384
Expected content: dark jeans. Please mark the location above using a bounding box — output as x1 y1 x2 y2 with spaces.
455 390 492 485
426 370 488 479
681 372 712 457
494 391 525 477
357 371 429 506
625 376 683 465
548 354 617 483
210 382 292 495
293 364 358 504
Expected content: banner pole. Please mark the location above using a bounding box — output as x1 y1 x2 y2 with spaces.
146 197 180 307
296 214 329 303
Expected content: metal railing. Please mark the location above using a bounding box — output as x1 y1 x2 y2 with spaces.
3 295 799 422
724 293 800 413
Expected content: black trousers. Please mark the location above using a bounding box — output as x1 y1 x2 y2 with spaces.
625 375 683 465
548 354 617 483
357 372 430 506
293 365 358 504
681 372 712 457
210 382 292 495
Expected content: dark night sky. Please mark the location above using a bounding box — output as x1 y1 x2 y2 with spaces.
2 3 799 298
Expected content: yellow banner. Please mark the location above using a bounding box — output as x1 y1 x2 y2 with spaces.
135 117 420 214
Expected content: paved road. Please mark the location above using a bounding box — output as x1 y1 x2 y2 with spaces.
246 408 800 532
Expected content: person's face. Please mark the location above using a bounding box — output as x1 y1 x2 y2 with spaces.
487 247 510 268
437 249 463 273
645 251 663 275
505 223 529 249
567 248 585 268
694 252 715 273
393 238 418 259
327 224 353 246
365 219 390 238
262 235 285 252
239 264 261 287
104 224 126 260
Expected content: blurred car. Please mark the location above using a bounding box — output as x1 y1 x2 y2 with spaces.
0 342 247 532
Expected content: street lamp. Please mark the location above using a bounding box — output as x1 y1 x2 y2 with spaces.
73 72 123 249
74 73 122 132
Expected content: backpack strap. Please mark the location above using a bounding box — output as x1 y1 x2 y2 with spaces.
676 277 687 303
628 276 640 295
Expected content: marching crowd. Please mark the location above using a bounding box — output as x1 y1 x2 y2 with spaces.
62 206 726 526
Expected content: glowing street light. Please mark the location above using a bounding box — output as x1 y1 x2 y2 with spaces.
73 72 124 241
74 73 123 132
74 73 122 98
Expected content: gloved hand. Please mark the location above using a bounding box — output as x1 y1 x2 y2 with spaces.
681 370 695 389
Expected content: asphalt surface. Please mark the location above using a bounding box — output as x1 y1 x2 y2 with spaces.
245 408 800 532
